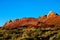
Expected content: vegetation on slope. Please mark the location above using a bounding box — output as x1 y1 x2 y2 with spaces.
0 27 60 40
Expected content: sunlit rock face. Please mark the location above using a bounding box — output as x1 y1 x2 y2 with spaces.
3 20 12 29
3 18 38 29
44 11 60 27
3 11 60 29
38 15 47 22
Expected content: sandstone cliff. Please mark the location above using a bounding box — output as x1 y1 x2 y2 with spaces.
3 11 60 29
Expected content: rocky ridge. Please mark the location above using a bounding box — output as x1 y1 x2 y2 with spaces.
3 11 60 29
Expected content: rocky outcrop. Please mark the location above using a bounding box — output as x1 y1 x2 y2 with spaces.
3 11 60 29
38 15 47 22
44 11 60 27
3 18 38 29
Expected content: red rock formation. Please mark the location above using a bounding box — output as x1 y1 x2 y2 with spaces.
3 11 60 29
44 11 60 27
38 15 47 22
3 18 38 29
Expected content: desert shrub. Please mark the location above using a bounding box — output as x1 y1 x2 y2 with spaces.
49 35 56 40
0 26 60 40
11 34 16 40
5 36 11 40
9 29 20 34
21 38 34 40
0 33 3 37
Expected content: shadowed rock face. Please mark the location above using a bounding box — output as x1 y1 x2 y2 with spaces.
3 11 60 29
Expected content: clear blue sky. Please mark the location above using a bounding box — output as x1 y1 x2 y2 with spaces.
0 0 60 26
